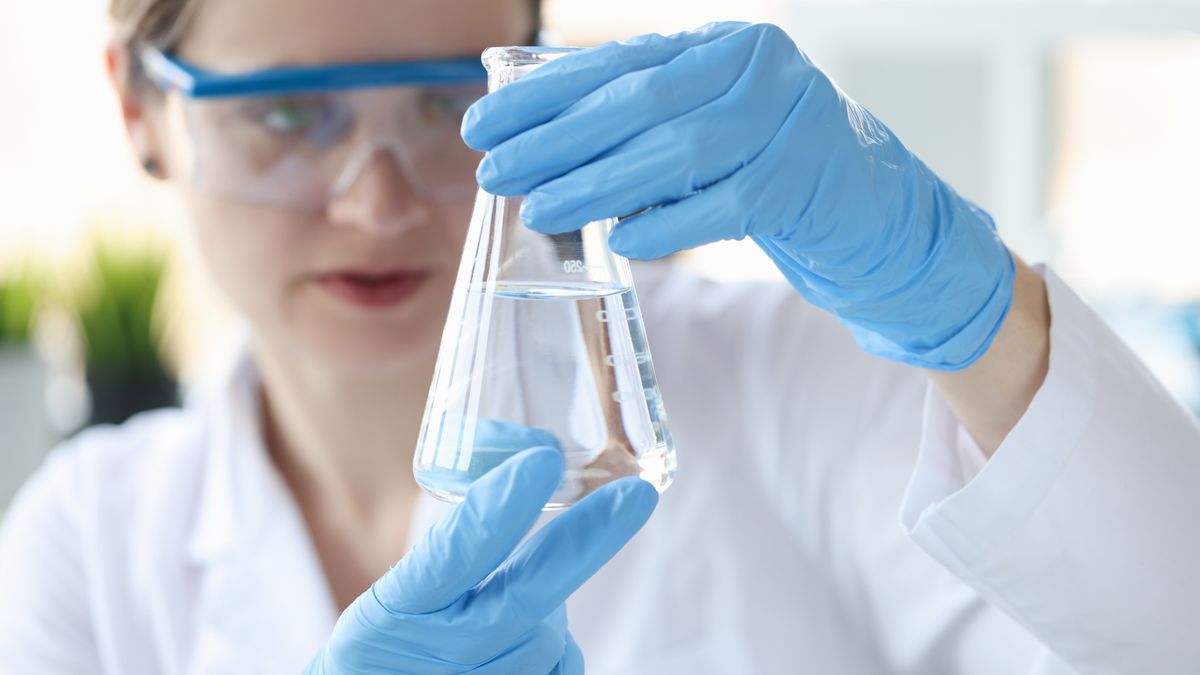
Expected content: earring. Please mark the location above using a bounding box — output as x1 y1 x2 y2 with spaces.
142 157 161 177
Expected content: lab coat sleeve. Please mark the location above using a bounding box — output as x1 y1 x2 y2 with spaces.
0 447 100 672
901 266 1200 675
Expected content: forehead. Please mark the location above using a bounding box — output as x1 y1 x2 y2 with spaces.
177 0 534 70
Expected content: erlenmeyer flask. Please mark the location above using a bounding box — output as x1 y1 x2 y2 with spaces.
413 46 677 509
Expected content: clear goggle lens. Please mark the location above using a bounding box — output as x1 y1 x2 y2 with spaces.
178 83 486 211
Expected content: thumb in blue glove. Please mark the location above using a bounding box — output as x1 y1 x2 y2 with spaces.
305 446 658 674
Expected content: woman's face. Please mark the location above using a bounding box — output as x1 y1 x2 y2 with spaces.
157 0 532 374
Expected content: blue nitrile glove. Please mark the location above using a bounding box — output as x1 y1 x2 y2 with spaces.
462 22 1015 370
305 447 658 674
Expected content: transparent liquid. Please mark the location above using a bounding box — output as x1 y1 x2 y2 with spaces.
413 282 677 508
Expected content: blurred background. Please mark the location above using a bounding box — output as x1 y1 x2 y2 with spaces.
2 0 1199 513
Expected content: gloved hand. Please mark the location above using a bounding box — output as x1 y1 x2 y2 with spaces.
305 447 658 674
462 22 1015 370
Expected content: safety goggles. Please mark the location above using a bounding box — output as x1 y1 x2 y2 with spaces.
138 47 488 211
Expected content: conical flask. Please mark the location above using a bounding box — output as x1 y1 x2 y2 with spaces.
413 46 677 509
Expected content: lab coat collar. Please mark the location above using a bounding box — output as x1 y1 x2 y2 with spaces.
182 335 338 672
185 337 273 564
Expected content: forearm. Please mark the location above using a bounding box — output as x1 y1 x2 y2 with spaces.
927 254 1050 457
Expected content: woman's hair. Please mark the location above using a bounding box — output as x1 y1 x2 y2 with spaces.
109 0 199 51
110 0 544 53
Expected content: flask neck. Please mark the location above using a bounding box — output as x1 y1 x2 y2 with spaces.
481 46 579 92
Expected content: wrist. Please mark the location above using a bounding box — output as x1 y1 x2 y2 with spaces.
927 256 1050 456
759 191 1015 370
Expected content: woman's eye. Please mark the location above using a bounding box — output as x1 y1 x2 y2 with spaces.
419 89 482 125
248 98 333 135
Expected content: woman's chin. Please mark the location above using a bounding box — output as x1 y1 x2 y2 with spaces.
274 309 442 376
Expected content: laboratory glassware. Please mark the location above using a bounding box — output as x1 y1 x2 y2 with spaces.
413 46 677 509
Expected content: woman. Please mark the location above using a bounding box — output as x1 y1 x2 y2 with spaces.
0 0 1196 673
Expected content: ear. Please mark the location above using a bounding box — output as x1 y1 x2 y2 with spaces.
106 42 169 180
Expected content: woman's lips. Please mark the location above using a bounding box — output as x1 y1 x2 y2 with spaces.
317 269 429 309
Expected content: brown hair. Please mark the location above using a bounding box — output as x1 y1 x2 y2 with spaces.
110 0 543 54
109 0 200 52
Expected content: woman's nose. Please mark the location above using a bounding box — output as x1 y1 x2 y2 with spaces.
325 147 435 234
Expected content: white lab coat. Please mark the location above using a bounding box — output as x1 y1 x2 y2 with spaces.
0 262 1196 675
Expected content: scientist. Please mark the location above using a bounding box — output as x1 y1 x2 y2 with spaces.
1 0 1197 673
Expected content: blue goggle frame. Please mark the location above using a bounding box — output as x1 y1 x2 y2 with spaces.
138 46 488 99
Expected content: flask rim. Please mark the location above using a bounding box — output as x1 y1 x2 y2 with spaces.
481 46 579 72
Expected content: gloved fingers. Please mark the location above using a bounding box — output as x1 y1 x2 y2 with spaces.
513 94 761 235
601 76 849 260
472 476 658 643
511 30 814 235
545 603 568 635
475 25 765 196
512 111 733 235
370 446 564 616
604 172 753 260
467 620 567 675
461 21 749 152
550 632 585 675
316 605 460 672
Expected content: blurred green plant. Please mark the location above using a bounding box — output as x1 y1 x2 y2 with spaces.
0 263 43 346
72 237 172 380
